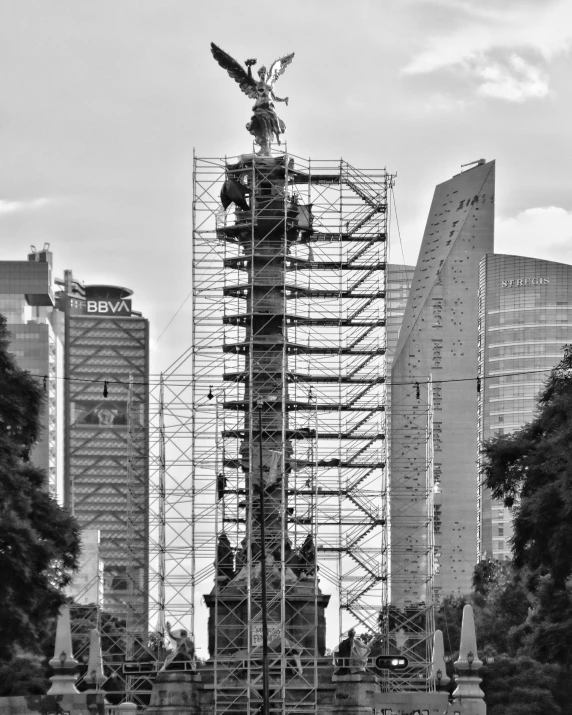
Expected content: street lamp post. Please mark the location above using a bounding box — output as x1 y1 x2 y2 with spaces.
257 399 270 715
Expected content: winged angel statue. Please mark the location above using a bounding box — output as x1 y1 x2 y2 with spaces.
211 43 295 156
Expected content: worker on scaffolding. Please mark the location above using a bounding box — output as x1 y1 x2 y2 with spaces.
160 622 196 672
334 629 370 674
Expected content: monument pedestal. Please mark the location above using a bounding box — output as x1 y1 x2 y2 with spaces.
452 674 487 715
372 690 449 715
205 582 329 657
331 672 380 714
145 672 202 715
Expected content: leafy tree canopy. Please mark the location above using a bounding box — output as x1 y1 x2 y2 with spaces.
482 344 572 586
436 560 572 713
481 656 564 715
0 657 50 697
0 315 80 662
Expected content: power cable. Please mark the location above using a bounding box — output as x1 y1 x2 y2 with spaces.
25 364 563 390
152 287 194 348
390 185 408 268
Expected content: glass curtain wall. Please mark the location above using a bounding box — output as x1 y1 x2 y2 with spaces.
478 254 572 559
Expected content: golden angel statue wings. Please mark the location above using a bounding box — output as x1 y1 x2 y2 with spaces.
211 42 295 156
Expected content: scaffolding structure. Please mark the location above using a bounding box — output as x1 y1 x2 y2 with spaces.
148 372 199 641
143 151 392 712
65 151 441 707
47 333 58 498
125 373 152 699
386 379 436 691
69 373 152 708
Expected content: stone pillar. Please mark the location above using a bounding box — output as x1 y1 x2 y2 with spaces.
83 628 107 694
47 604 79 695
431 629 450 690
452 604 486 715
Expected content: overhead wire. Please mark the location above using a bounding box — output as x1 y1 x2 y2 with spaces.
390 184 408 268
22 364 563 390
152 287 194 348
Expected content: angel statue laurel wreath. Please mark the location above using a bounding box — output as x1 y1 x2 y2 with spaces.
211 42 295 157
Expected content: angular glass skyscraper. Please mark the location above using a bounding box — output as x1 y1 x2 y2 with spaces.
390 160 495 604
477 254 572 560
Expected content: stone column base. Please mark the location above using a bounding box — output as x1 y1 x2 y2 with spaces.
145 671 202 715
332 672 380 713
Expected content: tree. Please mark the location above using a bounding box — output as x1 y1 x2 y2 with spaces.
0 657 51 696
433 563 572 713
434 563 530 660
480 656 571 715
482 345 572 667
516 574 572 668
435 594 466 658
0 315 80 662
482 345 572 587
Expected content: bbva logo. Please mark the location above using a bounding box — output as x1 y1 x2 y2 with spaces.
86 299 132 315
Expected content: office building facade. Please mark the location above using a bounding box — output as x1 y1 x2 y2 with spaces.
57 274 149 622
1 250 149 646
390 161 495 603
0 248 63 497
477 254 572 560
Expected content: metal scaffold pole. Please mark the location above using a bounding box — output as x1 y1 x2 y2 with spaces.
157 374 166 639
257 399 270 715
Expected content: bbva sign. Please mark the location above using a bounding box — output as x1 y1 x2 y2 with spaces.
87 299 132 316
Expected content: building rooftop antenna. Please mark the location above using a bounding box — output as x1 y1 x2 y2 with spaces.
461 159 486 171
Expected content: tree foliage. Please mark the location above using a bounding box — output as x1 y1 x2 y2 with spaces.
480 656 567 715
436 561 531 659
482 345 572 586
435 560 572 713
0 657 51 697
0 315 80 662
427 346 572 709
480 344 572 671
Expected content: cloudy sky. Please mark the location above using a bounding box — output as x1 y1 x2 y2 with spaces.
1 0 572 371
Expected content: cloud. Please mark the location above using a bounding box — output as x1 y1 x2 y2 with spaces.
420 93 468 113
496 206 572 263
403 0 572 101
475 54 549 102
0 198 51 215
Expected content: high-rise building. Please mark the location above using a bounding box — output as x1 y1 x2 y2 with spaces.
0 247 63 498
477 254 572 560
56 272 149 625
1 252 149 694
0 253 149 610
390 160 495 603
